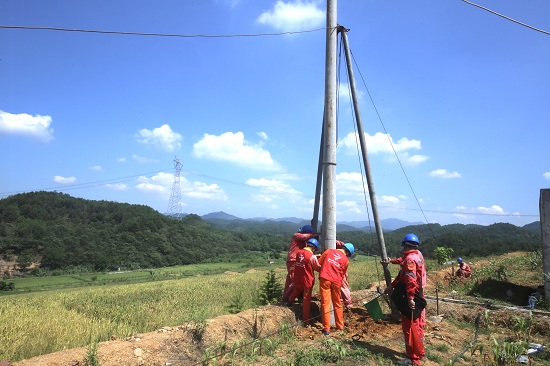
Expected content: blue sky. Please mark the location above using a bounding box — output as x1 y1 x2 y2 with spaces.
1 0 549 227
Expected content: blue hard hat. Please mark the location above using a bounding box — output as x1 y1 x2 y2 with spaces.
306 238 319 249
343 243 355 256
401 233 420 247
457 257 463 263
299 225 313 233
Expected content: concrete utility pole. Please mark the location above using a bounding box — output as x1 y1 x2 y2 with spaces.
539 189 550 300
321 0 338 251
339 27 393 288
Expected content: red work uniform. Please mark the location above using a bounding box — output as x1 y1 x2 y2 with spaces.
287 246 321 325
391 252 427 334
457 262 472 278
392 249 426 365
336 240 352 308
283 232 315 301
318 248 349 333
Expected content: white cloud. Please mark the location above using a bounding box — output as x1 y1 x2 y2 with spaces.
338 200 362 214
0 110 54 141
335 172 366 196
105 183 128 191
136 172 227 201
338 82 364 103
476 205 505 215
136 172 173 196
136 124 182 152
117 157 127 163
247 177 300 195
247 177 302 204
429 169 461 179
454 205 508 221
54 176 76 184
132 154 159 164
339 131 428 165
379 195 400 204
257 131 268 140
544 172 550 180
186 181 228 200
193 131 283 171
257 0 324 32
90 165 102 171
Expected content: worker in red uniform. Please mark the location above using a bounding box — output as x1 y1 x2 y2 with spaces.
318 242 354 336
385 233 426 365
456 257 472 278
282 225 317 301
286 238 321 325
336 240 352 309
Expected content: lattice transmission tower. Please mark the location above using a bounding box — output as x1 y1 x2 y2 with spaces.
167 157 183 219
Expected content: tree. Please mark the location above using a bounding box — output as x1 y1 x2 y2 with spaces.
257 269 283 305
433 247 454 265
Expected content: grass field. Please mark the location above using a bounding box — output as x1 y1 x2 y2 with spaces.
0 254 384 361
3 252 546 363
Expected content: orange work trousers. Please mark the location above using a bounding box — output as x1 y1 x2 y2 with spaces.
319 277 344 332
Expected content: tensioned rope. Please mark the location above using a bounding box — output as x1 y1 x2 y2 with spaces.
461 0 550 36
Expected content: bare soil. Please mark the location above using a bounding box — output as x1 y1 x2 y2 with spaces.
8 253 550 366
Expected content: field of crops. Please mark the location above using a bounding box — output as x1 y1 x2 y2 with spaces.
0 255 384 361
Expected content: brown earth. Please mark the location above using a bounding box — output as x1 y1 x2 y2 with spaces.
9 253 550 366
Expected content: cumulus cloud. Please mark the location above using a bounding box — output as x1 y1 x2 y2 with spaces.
105 183 128 191
0 110 54 141
186 181 228 200
335 172 365 196
54 176 76 184
136 172 227 201
379 195 401 204
257 0 324 31
453 205 510 222
476 205 505 214
339 131 428 165
257 131 268 140
193 131 283 171
429 169 461 179
544 172 550 180
136 124 182 152
247 177 301 199
90 165 102 171
338 200 362 214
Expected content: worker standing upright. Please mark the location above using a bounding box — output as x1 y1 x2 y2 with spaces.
384 233 426 365
318 242 354 336
336 240 352 309
282 225 317 301
286 237 321 325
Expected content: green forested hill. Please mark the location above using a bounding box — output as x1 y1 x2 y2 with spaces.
0 191 288 271
338 222 541 258
0 191 542 273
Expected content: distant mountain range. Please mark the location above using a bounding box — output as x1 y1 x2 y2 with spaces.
195 211 423 232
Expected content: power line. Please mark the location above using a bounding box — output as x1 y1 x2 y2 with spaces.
0 167 539 219
461 0 550 36
0 169 172 197
0 25 325 38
